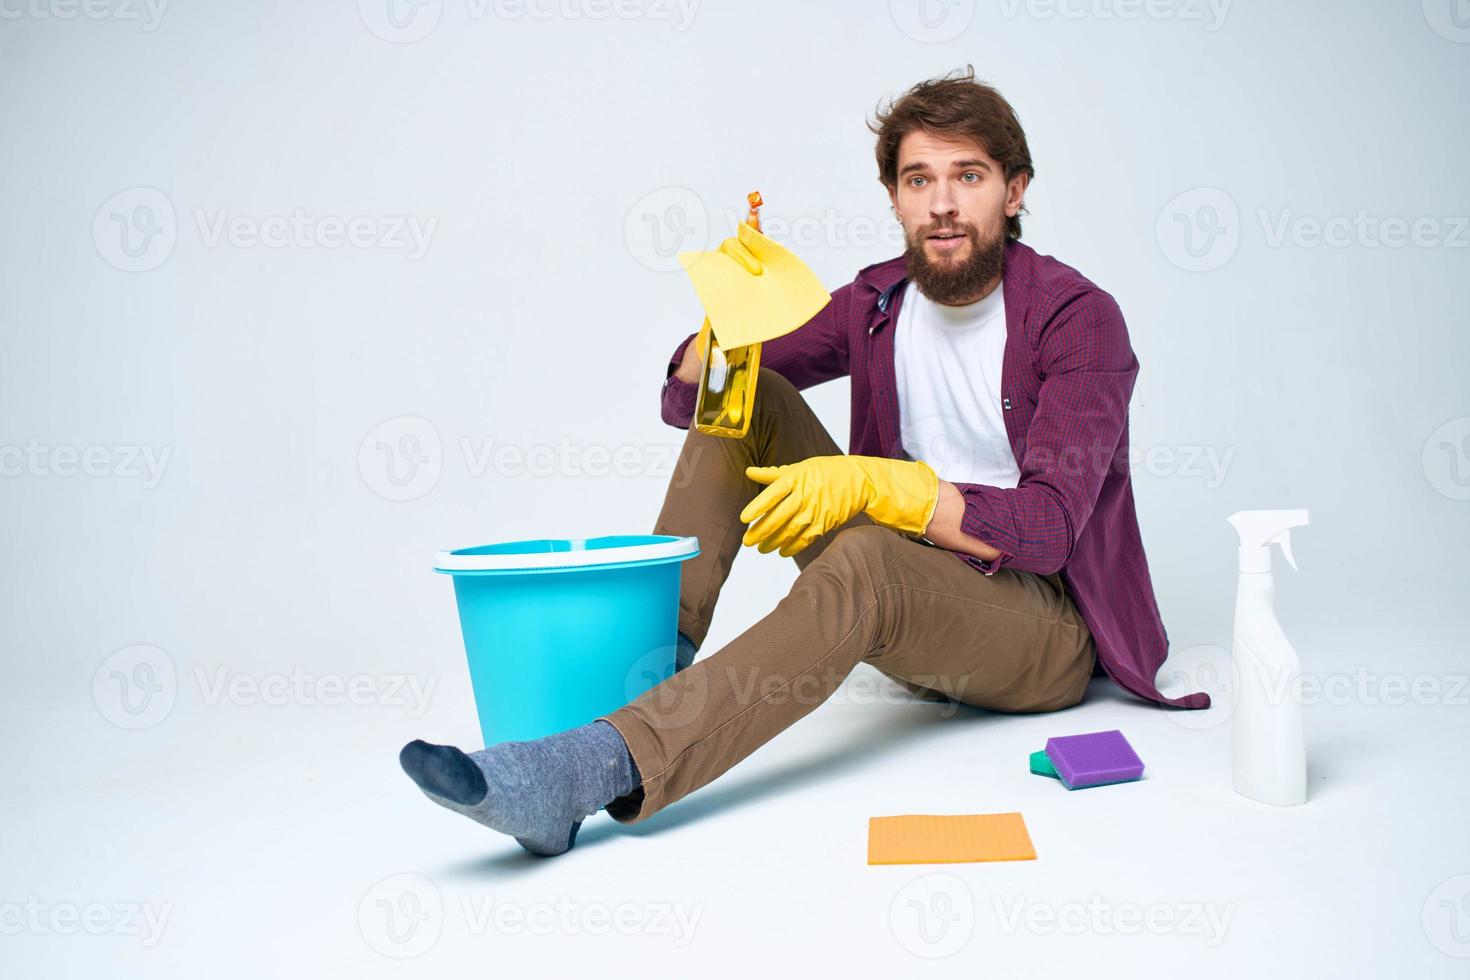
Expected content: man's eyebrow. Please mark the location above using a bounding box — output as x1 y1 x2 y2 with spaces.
898 158 993 177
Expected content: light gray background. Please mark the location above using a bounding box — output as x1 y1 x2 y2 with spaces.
3 1 1467 976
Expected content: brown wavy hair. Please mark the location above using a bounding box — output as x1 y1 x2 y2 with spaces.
868 66 1035 240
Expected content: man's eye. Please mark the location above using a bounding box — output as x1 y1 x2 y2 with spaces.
909 176 927 188
962 172 980 183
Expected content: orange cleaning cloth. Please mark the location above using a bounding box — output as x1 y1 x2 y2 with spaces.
867 812 1037 865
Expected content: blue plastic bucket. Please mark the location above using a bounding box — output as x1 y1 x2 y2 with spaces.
433 534 700 746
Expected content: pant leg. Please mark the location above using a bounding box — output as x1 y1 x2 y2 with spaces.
652 366 867 650
600 524 1095 823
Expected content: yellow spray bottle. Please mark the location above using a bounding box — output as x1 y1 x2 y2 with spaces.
679 191 832 440
693 191 764 438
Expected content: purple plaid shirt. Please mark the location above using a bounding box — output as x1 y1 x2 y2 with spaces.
661 239 1208 710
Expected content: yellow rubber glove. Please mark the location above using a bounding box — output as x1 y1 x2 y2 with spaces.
678 221 832 349
739 455 941 557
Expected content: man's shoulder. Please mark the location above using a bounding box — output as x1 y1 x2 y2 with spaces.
1003 239 1118 319
853 254 909 295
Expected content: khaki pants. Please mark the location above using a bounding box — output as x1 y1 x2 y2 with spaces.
599 368 1095 823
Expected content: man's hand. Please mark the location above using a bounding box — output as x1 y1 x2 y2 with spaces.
739 455 940 557
673 317 710 384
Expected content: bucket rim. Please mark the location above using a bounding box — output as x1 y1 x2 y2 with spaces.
433 534 699 573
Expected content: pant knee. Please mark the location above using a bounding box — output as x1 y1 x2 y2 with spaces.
750 366 801 417
800 525 901 589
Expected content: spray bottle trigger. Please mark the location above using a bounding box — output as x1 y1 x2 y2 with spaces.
1271 530 1299 571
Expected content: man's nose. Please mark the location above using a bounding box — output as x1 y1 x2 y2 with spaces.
928 181 959 220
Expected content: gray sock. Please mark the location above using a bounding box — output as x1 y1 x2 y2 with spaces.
399 719 641 856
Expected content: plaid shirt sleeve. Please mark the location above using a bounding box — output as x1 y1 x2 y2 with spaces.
951 288 1137 576
659 282 854 429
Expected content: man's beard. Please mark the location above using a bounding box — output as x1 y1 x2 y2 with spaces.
903 215 1006 305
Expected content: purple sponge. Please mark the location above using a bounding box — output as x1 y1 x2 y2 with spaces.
1043 729 1144 790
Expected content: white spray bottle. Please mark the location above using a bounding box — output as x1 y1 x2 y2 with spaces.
1226 509 1309 807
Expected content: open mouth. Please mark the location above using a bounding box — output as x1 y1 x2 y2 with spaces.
926 230 968 250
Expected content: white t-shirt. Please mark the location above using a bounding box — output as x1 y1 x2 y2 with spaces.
893 279 1021 489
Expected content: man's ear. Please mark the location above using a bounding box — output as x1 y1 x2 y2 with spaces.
884 182 899 211
1005 173 1029 218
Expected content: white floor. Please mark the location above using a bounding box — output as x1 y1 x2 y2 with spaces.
5 618 1469 978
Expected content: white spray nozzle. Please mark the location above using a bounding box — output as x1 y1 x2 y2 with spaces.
1227 509 1309 574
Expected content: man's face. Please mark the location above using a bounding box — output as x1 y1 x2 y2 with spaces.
887 130 1028 305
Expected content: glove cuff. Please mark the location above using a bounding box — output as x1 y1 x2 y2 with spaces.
857 456 940 537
